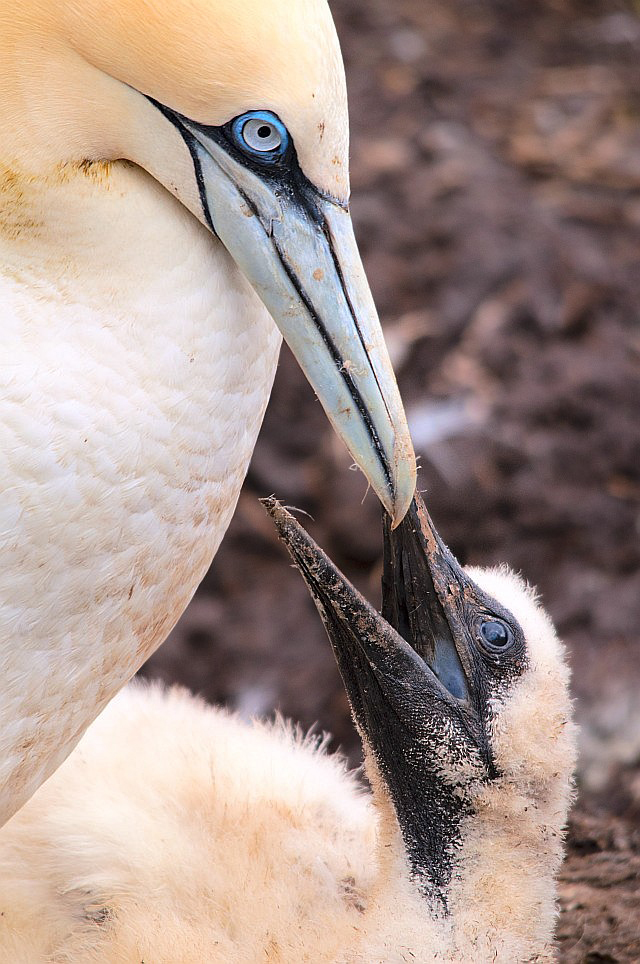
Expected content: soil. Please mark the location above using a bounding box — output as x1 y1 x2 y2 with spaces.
141 0 640 958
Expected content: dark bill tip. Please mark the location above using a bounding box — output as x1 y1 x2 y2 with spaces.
260 497 430 696
260 497 383 635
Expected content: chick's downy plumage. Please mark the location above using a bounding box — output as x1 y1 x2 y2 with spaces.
0 496 576 963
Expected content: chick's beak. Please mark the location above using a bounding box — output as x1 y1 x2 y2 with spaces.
263 494 473 718
261 497 429 734
381 493 472 703
262 495 481 893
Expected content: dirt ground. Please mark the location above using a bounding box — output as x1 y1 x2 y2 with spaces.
141 0 640 958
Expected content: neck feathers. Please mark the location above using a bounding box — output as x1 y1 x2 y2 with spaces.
360 752 568 960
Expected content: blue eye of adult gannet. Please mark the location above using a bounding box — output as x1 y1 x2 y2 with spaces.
0 0 419 835
230 111 289 161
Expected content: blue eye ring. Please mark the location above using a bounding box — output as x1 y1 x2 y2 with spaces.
230 111 290 162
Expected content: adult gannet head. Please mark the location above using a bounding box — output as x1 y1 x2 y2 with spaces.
2 0 415 523
267 494 577 951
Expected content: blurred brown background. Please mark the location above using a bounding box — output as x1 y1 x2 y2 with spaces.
141 0 640 958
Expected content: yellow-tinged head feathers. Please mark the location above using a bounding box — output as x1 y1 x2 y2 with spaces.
6 0 349 199
0 0 417 561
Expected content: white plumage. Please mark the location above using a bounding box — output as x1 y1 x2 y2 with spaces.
0 163 280 820
0 0 415 825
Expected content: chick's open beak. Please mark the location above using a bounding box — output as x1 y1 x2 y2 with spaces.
262 494 472 723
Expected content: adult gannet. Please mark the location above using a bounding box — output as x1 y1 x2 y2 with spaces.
0 496 576 962
0 0 416 824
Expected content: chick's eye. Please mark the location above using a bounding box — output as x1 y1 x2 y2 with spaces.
231 112 289 160
478 619 512 651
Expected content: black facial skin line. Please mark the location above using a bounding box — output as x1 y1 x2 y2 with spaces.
271 245 393 494
147 96 394 496
318 217 394 429
180 129 216 233
285 175 396 433
148 98 215 233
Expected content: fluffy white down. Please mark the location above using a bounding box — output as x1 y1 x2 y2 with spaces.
0 564 576 964
0 684 378 964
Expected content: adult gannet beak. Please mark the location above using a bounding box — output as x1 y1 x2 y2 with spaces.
153 103 416 526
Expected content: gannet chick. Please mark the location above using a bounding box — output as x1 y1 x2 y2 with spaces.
0 0 416 824
0 496 576 962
